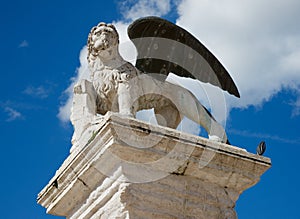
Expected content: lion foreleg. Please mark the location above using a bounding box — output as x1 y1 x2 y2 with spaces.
117 82 138 117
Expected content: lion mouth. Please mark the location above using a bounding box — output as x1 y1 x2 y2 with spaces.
94 39 110 51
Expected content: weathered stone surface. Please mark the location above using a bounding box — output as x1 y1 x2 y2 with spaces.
37 113 271 218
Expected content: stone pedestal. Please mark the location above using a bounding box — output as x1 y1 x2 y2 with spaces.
37 113 271 218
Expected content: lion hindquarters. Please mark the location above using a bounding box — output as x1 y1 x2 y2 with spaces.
161 82 227 143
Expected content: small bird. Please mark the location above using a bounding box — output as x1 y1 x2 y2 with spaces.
256 141 266 155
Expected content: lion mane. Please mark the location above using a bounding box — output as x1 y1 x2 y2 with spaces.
86 23 136 115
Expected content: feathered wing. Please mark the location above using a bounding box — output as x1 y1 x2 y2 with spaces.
127 16 240 98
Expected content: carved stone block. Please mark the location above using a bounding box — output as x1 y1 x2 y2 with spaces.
37 113 271 218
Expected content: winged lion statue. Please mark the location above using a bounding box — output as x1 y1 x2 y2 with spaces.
70 16 240 146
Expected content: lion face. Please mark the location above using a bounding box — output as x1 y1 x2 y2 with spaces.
87 23 119 59
92 26 116 50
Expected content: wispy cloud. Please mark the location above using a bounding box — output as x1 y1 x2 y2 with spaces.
23 85 50 99
228 128 300 145
291 95 300 117
0 98 47 122
18 40 29 48
4 107 23 122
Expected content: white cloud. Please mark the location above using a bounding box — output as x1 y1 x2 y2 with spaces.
176 0 300 113
280 48 300 73
119 0 171 21
114 21 137 64
228 128 300 145
4 107 23 122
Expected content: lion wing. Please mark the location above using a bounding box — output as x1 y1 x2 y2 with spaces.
127 16 240 98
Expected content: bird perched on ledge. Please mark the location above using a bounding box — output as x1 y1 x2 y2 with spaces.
256 141 266 155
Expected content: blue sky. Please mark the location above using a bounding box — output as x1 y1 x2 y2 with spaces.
1 0 300 218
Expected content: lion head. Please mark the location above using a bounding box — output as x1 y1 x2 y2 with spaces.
87 22 119 63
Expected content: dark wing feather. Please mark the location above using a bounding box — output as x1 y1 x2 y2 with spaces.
127 16 240 98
